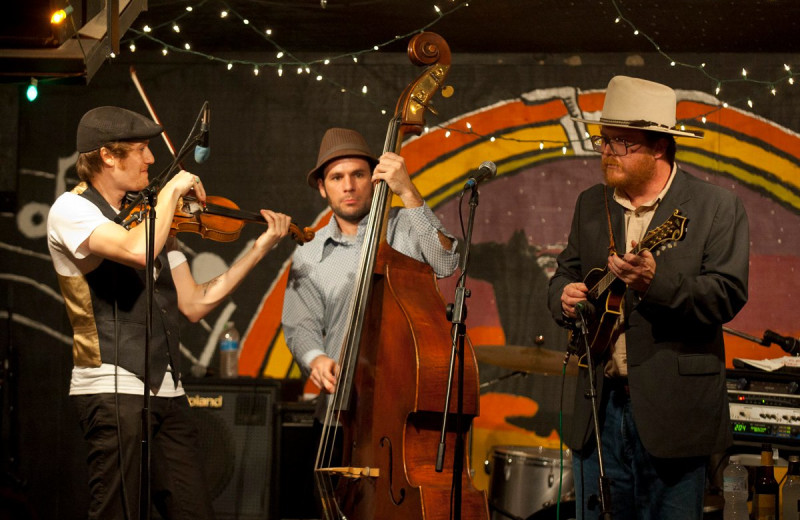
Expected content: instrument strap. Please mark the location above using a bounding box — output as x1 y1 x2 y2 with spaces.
603 185 618 256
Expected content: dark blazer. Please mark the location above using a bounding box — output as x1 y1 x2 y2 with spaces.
548 168 749 458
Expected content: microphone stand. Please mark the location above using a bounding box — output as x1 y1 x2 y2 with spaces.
121 103 204 520
435 184 481 520
575 306 613 519
479 370 527 390
139 187 156 520
723 326 800 355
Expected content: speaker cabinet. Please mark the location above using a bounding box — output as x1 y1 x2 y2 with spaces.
275 401 317 519
183 379 281 520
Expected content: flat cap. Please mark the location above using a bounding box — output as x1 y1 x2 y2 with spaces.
76 106 163 153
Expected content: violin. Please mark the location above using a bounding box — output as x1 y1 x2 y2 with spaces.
122 195 315 245
173 195 315 245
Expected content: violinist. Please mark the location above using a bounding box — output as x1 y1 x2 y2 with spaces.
281 127 459 423
46 106 292 520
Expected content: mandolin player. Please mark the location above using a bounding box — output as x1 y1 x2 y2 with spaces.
547 76 749 520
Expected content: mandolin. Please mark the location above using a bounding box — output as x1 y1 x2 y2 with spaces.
576 208 687 357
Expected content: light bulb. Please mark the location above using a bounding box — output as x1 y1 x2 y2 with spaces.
50 5 74 24
26 79 38 102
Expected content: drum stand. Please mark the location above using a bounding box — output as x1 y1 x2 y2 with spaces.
575 305 613 519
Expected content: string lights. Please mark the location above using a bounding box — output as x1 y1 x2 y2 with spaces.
50 5 74 25
121 0 471 112
111 0 796 151
26 78 39 102
609 0 797 109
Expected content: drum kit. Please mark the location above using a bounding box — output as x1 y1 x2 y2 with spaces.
474 344 579 520
485 445 575 520
473 345 579 377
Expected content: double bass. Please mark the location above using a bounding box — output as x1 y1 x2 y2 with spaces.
314 32 489 520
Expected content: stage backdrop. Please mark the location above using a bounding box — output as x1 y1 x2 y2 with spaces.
2 48 799 516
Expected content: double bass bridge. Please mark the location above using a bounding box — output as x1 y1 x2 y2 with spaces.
317 466 380 479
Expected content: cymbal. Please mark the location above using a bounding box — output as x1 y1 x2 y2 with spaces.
474 345 579 376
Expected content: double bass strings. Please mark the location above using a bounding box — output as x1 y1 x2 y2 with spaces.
313 177 391 518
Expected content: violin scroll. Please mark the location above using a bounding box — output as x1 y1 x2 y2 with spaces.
289 224 315 245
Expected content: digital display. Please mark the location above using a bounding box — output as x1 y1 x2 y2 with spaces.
732 422 773 435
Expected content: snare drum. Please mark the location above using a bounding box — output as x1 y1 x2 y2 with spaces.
485 445 574 520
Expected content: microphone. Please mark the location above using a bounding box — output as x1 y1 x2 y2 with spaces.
763 330 800 355
575 300 596 320
463 160 497 189
194 102 210 163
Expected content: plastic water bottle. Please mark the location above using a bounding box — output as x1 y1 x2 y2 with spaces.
723 455 749 520
783 455 800 520
219 321 240 378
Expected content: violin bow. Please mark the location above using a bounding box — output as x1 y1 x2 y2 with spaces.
130 65 181 162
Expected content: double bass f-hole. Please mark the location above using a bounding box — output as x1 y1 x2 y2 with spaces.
380 436 405 506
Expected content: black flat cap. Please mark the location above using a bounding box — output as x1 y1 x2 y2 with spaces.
76 106 163 153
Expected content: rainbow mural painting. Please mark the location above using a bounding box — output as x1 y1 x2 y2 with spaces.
235 86 800 488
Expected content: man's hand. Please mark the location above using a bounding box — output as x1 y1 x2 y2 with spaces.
561 282 589 319
254 210 291 254
372 152 423 208
308 354 339 394
165 169 207 203
608 240 656 293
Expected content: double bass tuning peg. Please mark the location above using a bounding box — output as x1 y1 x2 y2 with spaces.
441 85 454 98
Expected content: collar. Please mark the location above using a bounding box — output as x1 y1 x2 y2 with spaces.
307 213 366 263
324 214 367 243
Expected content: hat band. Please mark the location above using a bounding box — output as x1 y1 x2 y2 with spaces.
599 118 676 131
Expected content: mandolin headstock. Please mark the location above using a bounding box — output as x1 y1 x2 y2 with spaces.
640 209 688 253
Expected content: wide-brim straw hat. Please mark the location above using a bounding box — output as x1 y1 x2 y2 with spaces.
306 128 379 188
572 76 703 139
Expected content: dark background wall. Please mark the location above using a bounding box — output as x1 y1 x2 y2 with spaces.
1 44 799 518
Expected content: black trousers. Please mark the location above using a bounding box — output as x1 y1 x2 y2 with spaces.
72 393 216 520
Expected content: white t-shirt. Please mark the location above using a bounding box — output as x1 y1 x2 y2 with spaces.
47 191 188 397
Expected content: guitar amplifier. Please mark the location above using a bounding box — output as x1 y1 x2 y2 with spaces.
181 378 305 520
727 368 800 448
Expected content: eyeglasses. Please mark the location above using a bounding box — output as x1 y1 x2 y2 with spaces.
589 135 643 156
